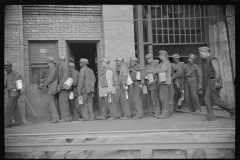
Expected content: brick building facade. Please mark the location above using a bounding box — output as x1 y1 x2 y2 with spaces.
4 5 235 122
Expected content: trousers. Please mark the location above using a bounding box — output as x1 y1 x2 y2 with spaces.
81 93 94 121
132 82 144 117
117 84 131 117
59 90 71 121
147 89 160 115
70 98 82 120
159 84 171 117
204 78 235 120
100 94 118 118
5 94 23 126
47 94 60 122
184 78 201 112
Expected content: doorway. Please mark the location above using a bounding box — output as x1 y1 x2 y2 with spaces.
66 41 100 112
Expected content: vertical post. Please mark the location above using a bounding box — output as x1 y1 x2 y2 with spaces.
172 5 175 43
137 5 145 66
147 5 153 55
199 5 203 42
161 5 164 43
96 41 100 111
189 5 191 43
203 5 209 46
194 5 197 43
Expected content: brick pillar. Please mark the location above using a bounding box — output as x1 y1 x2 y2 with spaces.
102 5 135 72
4 5 27 122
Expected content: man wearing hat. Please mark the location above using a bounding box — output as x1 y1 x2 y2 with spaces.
4 61 25 128
129 57 145 119
153 54 160 66
96 58 118 120
182 54 202 113
68 62 81 121
198 46 235 120
147 50 172 119
38 56 60 123
172 54 186 109
115 57 132 119
144 53 160 117
78 58 96 121
57 55 71 122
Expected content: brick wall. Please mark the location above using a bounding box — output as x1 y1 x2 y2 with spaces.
4 5 26 121
21 5 103 120
102 5 135 112
226 5 235 78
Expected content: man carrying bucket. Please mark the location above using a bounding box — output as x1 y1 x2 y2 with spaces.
38 56 60 123
77 58 96 121
96 58 118 120
144 54 160 117
57 55 71 122
68 62 82 121
147 50 172 119
115 57 132 120
129 57 145 119
4 61 25 128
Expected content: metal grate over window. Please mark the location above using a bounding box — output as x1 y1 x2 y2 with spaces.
151 5 205 44
152 44 206 57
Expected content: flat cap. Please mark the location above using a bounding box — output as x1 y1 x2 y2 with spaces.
115 57 124 61
159 50 168 55
47 56 54 62
68 62 75 67
198 46 210 53
172 54 180 59
189 54 196 61
79 58 89 64
145 54 153 59
101 58 110 64
130 57 138 61
153 56 160 60
58 55 66 60
4 61 12 67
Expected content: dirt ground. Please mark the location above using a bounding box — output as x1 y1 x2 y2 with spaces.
5 107 235 135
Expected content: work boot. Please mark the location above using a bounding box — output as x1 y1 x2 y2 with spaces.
157 115 170 119
153 114 160 117
195 109 201 113
120 116 131 120
145 112 154 117
96 116 106 120
108 117 117 120
79 118 88 121
133 116 141 119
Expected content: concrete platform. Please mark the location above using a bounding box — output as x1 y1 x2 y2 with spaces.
4 107 235 135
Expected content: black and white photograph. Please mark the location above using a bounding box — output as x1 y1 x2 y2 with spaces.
4 1 236 159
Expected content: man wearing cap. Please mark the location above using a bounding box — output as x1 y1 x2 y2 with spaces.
147 50 172 119
129 57 145 119
169 63 182 114
144 54 160 117
4 62 25 128
58 55 71 122
38 56 60 123
172 54 186 109
68 62 81 121
153 54 161 66
198 46 235 120
96 58 118 120
115 57 132 119
182 54 202 113
78 58 96 121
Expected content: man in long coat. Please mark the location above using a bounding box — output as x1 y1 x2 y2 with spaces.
78 58 96 121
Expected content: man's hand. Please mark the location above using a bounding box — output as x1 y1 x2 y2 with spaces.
37 84 44 89
20 88 25 94
107 89 112 95
197 84 202 91
146 70 153 74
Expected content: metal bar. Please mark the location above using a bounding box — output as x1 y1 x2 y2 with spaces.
147 5 153 54
178 5 181 44
5 141 235 152
183 5 186 43
150 43 207 45
194 5 197 43
199 5 203 42
155 6 157 44
137 5 145 66
203 5 209 45
161 5 164 43
189 5 191 43
172 5 175 43
167 5 169 43
5 128 235 138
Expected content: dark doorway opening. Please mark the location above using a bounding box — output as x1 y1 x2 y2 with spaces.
66 42 99 111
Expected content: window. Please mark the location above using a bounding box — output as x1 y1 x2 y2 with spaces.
29 41 58 84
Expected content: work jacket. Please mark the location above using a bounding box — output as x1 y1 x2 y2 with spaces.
70 68 79 97
144 62 159 91
42 65 58 95
78 66 96 94
129 63 145 84
58 63 70 90
171 63 182 88
99 66 115 97
182 63 202 85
